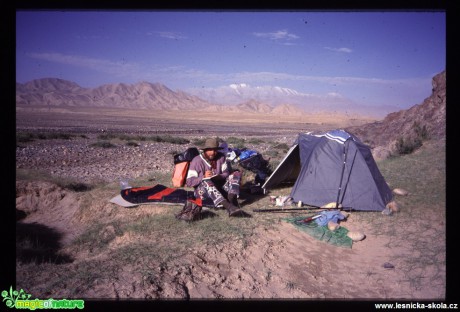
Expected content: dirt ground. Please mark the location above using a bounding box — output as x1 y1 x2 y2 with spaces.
14 108 446 303
15 179 445 301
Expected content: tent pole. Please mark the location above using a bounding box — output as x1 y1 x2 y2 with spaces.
335 140 349 209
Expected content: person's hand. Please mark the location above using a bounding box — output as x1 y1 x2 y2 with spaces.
204 170 213 178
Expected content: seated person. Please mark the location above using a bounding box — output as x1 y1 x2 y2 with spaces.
186 137 243 217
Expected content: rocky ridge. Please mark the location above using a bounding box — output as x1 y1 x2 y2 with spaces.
347 70 446 159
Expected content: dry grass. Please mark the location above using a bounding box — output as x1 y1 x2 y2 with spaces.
351 138 446 292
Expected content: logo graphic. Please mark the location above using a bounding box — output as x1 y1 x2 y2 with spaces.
2 286 84 310
2 287 31 308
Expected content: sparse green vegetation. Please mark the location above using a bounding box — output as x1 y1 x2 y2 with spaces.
192 138 206 146
226 137 246 149
272 143 290 150
267 160 281 172
265 150 279 158
395 121 430 155
97 133 189 144
191 137 264 150
247 138 265 144
16 131 80 143
90 141 117 148
125 141 140 147
16 168 95 192
73 221 124 251
264 142 290 162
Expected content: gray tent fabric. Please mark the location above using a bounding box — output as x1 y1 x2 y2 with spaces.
262 144 301 189
262 130 393 211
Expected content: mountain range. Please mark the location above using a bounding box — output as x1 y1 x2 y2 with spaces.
16 79 211 111
16 78 388 118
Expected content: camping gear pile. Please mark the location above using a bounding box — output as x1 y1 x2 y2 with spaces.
224 146 271 187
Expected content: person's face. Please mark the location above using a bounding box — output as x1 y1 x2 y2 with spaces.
203 149 218 160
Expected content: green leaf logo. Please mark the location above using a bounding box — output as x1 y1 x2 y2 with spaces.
1 286 32 308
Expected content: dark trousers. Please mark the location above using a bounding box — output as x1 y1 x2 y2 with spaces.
194 171 242 207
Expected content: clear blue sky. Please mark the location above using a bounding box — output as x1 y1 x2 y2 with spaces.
16 10 445 110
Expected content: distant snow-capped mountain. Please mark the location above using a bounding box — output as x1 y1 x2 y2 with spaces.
187 83 353 110
187 83 396 117
188 83 305 105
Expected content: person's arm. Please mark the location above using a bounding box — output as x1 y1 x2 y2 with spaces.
215 153 230 180
186 158 204 187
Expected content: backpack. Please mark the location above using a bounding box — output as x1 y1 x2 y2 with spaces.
171 147 199 187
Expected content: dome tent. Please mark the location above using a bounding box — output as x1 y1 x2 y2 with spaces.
262 130 393 211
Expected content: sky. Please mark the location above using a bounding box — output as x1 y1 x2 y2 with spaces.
16 10 446 113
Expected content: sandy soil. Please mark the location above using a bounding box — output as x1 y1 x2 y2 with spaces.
16 179 443 300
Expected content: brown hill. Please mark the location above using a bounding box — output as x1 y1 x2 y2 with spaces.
221 99 305 115
271 103 306 115
16 79 212 110
236 99 274 114
347 70 446 159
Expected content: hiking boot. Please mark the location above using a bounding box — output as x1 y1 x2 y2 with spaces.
221 200 244 217
227 193 239 207
227 205 244 217
175 201 202 222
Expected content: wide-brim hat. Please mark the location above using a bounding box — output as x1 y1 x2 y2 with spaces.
200 138 223 150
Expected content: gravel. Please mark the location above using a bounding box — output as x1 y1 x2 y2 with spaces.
16 130 296 185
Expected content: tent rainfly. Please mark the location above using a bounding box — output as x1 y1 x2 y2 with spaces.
262 130 393 211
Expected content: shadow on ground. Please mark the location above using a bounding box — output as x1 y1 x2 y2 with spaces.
16 222 74 264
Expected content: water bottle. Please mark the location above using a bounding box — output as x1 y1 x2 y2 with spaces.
120 178 132 190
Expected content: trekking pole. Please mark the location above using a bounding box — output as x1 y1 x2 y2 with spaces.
252 206 352 213
253 207 322 213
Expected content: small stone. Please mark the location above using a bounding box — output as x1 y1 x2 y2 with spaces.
383 262 395 269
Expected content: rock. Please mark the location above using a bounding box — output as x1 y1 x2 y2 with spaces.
386 201 400 212
327 221 340 231
321 202 343 209
347 231 365 242
383 262 395 269
393 188 409 196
